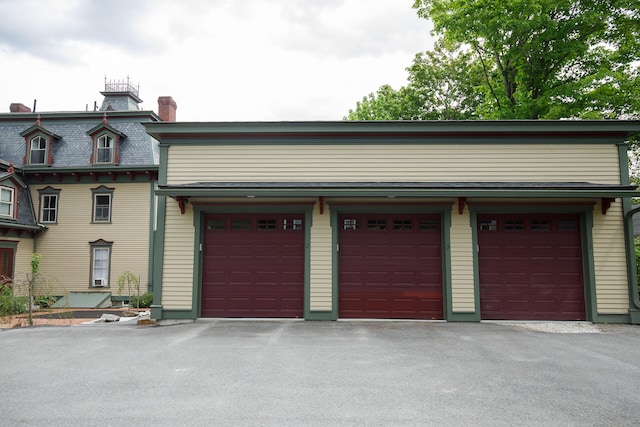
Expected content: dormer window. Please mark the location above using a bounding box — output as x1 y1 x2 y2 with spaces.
19 120 60 167
0 187 15 218
96 133 114 163
86 115 126 166
29 135 48 165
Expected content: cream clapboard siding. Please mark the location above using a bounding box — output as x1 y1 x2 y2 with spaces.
450 201 475 312
592 200 629 314
166 144 621 185
2 237 36 296
30 182 151 296
309 200 332 311
161 197 194 310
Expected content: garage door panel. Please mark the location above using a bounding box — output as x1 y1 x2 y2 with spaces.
478 214 585 321
202 213 304 318
339 213 443 319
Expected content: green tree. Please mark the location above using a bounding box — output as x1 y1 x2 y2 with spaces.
412 0 640 119
346 41 484 120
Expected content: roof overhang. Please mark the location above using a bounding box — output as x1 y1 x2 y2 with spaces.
156 181 639 199
144 120 640 142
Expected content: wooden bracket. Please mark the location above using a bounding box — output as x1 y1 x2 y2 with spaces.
318 196 324 214
176 196 188 215
458 197 467 215
601 197 614 215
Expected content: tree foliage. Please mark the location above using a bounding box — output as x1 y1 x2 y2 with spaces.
346 41 484 120
347 0 639 121
414 0 639 119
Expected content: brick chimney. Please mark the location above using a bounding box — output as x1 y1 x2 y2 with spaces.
10 103 32 113
158 96 177 122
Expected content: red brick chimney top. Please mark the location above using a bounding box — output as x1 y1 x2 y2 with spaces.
158 96 177 122
10 103 32 113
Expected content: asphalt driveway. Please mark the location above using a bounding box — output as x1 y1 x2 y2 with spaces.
1 320 639 426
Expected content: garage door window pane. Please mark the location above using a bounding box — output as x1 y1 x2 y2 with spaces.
393 220 413 230
258 219 277 230
283 219 303 230
367 219 386 230
419 219 439 231
531 220 551 231
343 219 358 230
505 220 524 231
207 220 225 230
478 219 497 231
232 219 251 230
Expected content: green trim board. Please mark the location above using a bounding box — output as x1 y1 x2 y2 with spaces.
468 204 597 322
150 195 168 314
144 120 640 143
147 182 156 294
329 204 454 321
156 183 639 199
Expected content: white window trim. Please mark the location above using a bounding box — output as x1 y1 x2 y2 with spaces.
91 245 111 288
93 193 112 223
95 133 114 164
40 193 58 223
29 135 48 165
0 187 15 218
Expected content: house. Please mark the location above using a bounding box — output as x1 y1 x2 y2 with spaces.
0 80 176 305
144 120 640 324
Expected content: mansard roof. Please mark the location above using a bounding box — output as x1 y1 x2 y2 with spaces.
0 111 160 169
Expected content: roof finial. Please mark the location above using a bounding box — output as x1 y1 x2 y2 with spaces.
102 112 108 124
35 114 41 127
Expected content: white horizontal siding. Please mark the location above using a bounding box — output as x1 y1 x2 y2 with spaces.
450 204 476 313
592 200 629 314
309 201 333 311
161 198 195 310
166 144 621 185
29 183 151 296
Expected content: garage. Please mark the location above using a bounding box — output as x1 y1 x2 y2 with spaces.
338 213 443 319
477 214 585 320
201 213 305 317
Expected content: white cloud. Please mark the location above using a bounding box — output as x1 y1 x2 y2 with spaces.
0 0 433 120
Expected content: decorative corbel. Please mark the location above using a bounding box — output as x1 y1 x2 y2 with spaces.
458 197 467 215
176 196 188 215
601 198 614 215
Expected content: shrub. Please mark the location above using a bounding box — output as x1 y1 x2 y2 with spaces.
0 286 28 316
130 292 153 309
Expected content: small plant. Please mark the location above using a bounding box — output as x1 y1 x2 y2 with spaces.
129 292 153 309
0 284 27 316
118 271 141 308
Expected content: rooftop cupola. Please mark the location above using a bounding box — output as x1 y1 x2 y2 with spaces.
99 77 142 111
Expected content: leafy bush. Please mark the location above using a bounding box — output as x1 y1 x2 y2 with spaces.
33 294 57 308
0 286 27 316
129 292 153 309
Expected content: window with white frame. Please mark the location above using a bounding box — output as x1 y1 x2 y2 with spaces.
40 194 58 223
0 187 15 218
29 135 48 165
96 134 114 163
90 240 112 287
92 186 114 223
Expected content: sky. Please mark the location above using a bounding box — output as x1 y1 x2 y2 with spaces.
0 0 434 121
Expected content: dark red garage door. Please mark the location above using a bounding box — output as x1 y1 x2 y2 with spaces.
338 213 443 319
201 213 305 318
477 214 585 320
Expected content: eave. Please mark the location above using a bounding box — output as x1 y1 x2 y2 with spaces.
155 181 639 199
23 166 159 183
144 120 640 143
